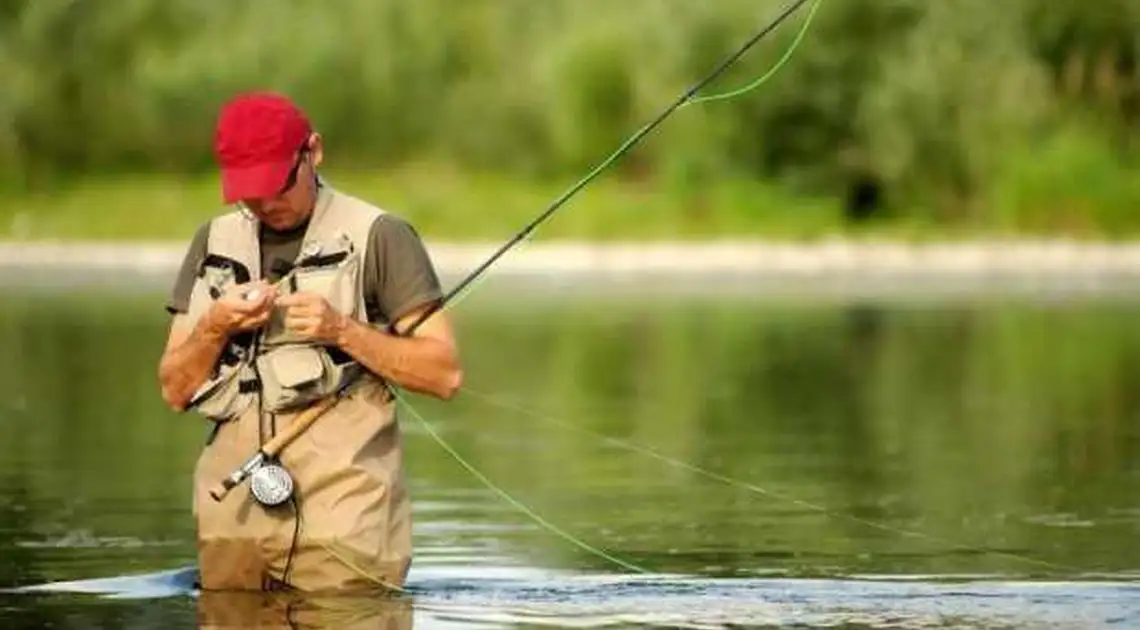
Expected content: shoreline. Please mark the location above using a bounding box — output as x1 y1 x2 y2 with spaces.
2 239 1140 302
1 238 1140 277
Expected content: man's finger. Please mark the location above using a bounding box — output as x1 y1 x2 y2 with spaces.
285 314 316 333
276 291 319 307
253 286 278 306
236 310 270 329
282 302 317 319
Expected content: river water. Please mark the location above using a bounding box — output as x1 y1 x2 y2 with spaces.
0 272 1138 628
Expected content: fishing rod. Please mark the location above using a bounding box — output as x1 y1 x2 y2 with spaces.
210 0 819 505
399 0 817 335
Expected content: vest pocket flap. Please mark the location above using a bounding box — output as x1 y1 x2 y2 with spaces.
262 346 325 388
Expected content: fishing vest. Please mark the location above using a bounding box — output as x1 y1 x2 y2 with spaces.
182 186 384 421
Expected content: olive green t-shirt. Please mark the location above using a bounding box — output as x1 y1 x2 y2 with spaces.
165 211 444 328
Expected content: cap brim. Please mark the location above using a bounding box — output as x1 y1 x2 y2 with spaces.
220 159 294 204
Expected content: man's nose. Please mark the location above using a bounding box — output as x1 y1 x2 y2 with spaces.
245 198 286 214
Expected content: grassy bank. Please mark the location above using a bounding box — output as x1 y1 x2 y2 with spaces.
0 163 866 243
3 144 1140 244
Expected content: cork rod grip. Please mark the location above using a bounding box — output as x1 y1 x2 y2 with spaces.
208 396 338 502
262 396 338 457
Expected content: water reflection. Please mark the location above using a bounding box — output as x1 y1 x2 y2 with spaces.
0 281 1139 628
410 293 1140 578
197 590 413 630
0 478 43 590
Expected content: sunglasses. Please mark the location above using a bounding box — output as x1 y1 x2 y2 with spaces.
278 142 311 195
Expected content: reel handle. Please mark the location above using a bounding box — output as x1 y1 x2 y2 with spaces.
208 474 243 503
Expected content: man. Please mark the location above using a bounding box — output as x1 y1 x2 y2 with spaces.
157 91 463 592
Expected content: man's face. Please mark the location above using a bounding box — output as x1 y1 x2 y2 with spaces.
241 135 324 231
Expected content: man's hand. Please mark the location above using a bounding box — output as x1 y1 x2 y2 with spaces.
276 291 347 345
206 281 278 335
158 281 274 412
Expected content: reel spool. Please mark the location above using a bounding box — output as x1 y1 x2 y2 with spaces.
249 462 295 507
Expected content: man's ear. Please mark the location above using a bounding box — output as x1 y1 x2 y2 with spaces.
308 132 324 168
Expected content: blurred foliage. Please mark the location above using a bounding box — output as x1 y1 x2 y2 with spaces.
0 0 1138 233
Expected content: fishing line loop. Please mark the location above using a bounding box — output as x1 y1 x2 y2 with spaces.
683 0 822 108
409 0 823 323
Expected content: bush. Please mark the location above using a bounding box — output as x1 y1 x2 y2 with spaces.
0 0 1137 232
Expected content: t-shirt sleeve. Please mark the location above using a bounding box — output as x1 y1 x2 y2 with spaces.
165 222 210 315
365 215 444 327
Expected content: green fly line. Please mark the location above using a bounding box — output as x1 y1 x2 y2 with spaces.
394 0 1082 579
456 386 1078 575
392 0 826 576
394 389 652 574
439 0 824 316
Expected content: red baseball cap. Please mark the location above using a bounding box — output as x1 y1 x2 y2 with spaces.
213 91 312 203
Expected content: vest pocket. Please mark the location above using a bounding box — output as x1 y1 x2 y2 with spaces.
187 364 257 421
257 344 334 413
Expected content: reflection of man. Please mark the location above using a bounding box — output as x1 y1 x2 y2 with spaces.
157 91 463 591
197 590 414 630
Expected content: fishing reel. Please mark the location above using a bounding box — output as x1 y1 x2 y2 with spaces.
249 460 295 508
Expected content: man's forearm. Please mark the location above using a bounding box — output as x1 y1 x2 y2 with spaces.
159 314 230 411
335 316 462 399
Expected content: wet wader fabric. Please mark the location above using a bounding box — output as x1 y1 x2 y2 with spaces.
193 379 411 592
185 187 413 592
197 589 413 629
